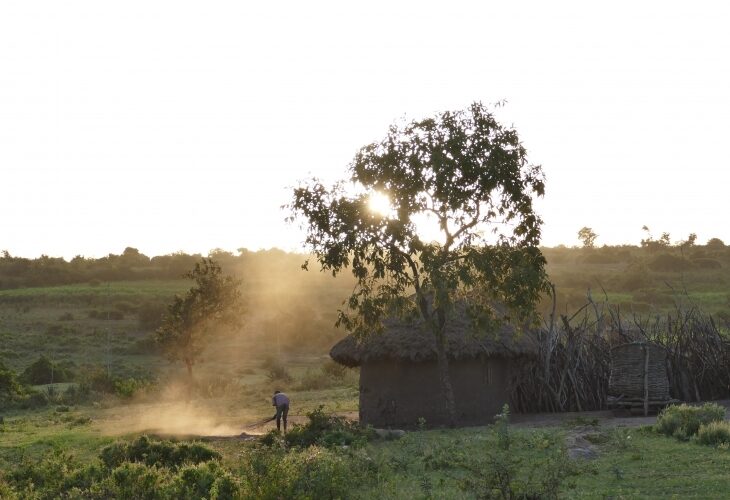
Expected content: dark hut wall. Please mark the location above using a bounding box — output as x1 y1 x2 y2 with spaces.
359 357 512 427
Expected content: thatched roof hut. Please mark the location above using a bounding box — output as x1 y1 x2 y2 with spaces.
330 317 536 427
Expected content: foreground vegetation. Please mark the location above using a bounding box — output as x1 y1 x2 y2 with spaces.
4 247 730 497
4 399 730 498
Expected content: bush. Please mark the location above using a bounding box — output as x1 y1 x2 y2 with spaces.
102 462 169 499
280 406 374 449
460 405 571 499
655 403 725 439
170 461 239 499
4 448 233 499
100 435 221 470
76 365 116 393
114 377 152 399
58 312 75 321
238 444 373 499
17 390 50 409
698 421 730 446
20 356 77 385
0 362 23 402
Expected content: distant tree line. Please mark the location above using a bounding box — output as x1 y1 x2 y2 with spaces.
0 247 297 290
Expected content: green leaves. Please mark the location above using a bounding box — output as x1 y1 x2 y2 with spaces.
155 258 244 370
289 101 548 336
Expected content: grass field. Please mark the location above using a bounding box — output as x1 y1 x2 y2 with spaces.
3 270 730 497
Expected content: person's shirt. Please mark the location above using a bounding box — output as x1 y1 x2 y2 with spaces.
273 393 290 407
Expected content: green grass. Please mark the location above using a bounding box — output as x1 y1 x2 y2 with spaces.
0 280 189 305
567 427 730 498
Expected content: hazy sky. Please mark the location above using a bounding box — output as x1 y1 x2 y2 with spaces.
2 1 729 259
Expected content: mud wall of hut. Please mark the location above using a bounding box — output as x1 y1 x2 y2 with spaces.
359 357 512 427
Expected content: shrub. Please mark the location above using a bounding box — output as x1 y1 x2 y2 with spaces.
0 362 23 402
99 435 221 470
60 383 92 405
21 390 50 409
76 365 116 393
460 405 571 499
20 355 74 384
655 403 725 438
113 377 152 399
58 312 74 321
697 421 730 446
238 445 373 499
170 461 239 499
281 406 374 449
5 449 103 496
98 462 169 499
3 438 233 499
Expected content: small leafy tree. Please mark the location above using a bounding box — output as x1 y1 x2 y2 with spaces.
156 258 244 381
577 227 597 248
0 361 23 403
290 102 548 426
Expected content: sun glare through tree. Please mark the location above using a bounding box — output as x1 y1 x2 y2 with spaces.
367 191 392 217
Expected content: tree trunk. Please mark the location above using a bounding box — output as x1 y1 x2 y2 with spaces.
435 332 457 427
433 320 457 427
185 359 194 402
417 291 457 428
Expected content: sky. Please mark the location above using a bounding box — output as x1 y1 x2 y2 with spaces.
1 1 729 259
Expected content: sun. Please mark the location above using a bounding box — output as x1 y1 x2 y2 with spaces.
367 191 392 217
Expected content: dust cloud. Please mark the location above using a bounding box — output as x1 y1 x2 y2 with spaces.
99 401 247 437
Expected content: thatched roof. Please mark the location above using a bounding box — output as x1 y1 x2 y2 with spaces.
330 315 537 367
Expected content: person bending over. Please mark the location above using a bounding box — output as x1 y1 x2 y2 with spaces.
272 390 290 433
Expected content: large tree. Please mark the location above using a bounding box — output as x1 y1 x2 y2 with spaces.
290 102 548 426
156 258 244 382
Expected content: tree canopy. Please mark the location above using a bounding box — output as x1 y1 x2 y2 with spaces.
290 102 549 425
155 258 244 380
578 227 598 248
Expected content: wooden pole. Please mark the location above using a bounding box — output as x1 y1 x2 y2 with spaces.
643 345 650 417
